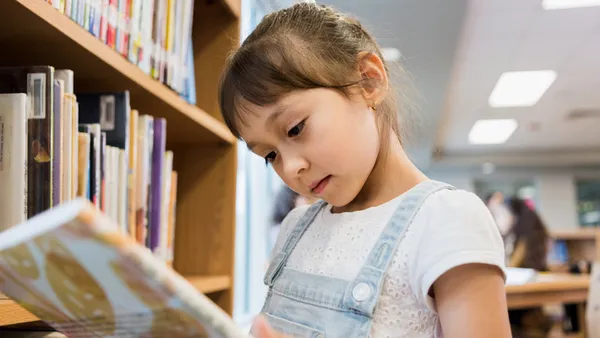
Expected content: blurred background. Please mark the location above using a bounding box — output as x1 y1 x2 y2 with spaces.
234 0 600 336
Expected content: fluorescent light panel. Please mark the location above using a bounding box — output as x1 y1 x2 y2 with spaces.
469 119 518 145
542 0 600 10
489 70 556 108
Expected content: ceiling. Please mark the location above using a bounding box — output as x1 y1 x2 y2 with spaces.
321 0 600 169
437 0 600 167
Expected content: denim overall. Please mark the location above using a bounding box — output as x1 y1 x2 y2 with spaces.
261 180 455 338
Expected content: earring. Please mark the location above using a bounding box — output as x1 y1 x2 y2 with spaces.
370 102 377 111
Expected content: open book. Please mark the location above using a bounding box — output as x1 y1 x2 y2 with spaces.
0 198 251 338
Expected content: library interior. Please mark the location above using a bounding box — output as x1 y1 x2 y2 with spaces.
0 0 599 337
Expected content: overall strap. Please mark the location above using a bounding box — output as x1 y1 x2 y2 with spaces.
344 180 456 316
264 200 328 286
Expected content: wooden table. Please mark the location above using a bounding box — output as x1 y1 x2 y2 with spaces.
506 272 590 309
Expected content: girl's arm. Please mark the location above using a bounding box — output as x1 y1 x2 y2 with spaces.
434 263 512 338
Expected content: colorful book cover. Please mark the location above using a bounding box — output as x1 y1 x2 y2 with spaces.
0 66 55 217
52 80 62 206
148 118 165 252
0 198 249 337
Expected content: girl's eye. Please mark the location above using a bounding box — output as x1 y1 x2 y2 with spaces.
264 151 277 165
287 120 305 137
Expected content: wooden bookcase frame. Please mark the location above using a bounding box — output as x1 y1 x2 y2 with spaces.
0 0 240 328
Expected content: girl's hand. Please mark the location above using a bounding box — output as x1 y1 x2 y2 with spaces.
251 315 293 338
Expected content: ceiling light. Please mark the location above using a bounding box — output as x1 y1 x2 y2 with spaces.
468 119 518 145
542 0 600 10
381 47 402 62
488 70 556 107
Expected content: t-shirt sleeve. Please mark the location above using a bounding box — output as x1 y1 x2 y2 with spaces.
268 204 311 263
406 189 507 312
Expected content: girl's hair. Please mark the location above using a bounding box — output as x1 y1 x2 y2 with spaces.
272 186 300 225
219 2 414 144
508 197 549 271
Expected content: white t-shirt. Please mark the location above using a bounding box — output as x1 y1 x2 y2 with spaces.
270 188 506 338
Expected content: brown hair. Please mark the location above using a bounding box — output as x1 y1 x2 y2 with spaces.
219 2 414 144
508 197 549 271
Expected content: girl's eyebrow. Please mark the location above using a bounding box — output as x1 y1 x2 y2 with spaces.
265 105 290 131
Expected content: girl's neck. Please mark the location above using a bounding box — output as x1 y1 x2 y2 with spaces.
332 131 428 213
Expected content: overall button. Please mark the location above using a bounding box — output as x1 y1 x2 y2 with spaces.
352 282 371 302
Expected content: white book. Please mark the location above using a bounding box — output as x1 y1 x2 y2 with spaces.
135 115 153 244
111 146 119 226
71 98 79 199
0 94 28 231
55 70 74 95
158 150 173 261
57 80 73 202
138 0 156 74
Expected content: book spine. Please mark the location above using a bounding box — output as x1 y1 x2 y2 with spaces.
71 98 79 199
159 150 173 261
148 118 164 251
76 131 90 198
26 70 54 217
100 0 109 43
0 94 28 230
100 132 107 212
138 0 155 75
167 170 178 266
128 109 138 239
61 93 72 202
52 80 62 206
119 148 128 231
107 0 118 49
122 0 132 58
135 115 151 245
65 0 72 19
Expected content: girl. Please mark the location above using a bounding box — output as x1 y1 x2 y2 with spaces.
219 3 510 337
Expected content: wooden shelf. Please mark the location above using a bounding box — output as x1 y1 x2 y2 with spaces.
0 0 236 146
223 0 241 18
187 275 232 294
551 228 600 240
0 275 232 328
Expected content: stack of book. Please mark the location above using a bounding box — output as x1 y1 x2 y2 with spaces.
44 0 197 105
0 65 178 266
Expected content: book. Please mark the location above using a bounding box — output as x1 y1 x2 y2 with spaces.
0 199 249 337
148 118 166 252
52 80 62 206
0 93 28 231
0 66 55 218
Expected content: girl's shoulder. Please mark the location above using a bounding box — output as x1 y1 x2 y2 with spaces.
421 187 490 213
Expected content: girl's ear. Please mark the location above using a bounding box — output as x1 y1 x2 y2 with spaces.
357 51 389 108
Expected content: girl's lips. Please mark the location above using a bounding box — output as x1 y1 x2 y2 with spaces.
311 175 331 195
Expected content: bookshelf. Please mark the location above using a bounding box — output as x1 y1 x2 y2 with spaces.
0 0 240 329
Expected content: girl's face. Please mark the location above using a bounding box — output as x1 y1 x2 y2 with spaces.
238 88 381 207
